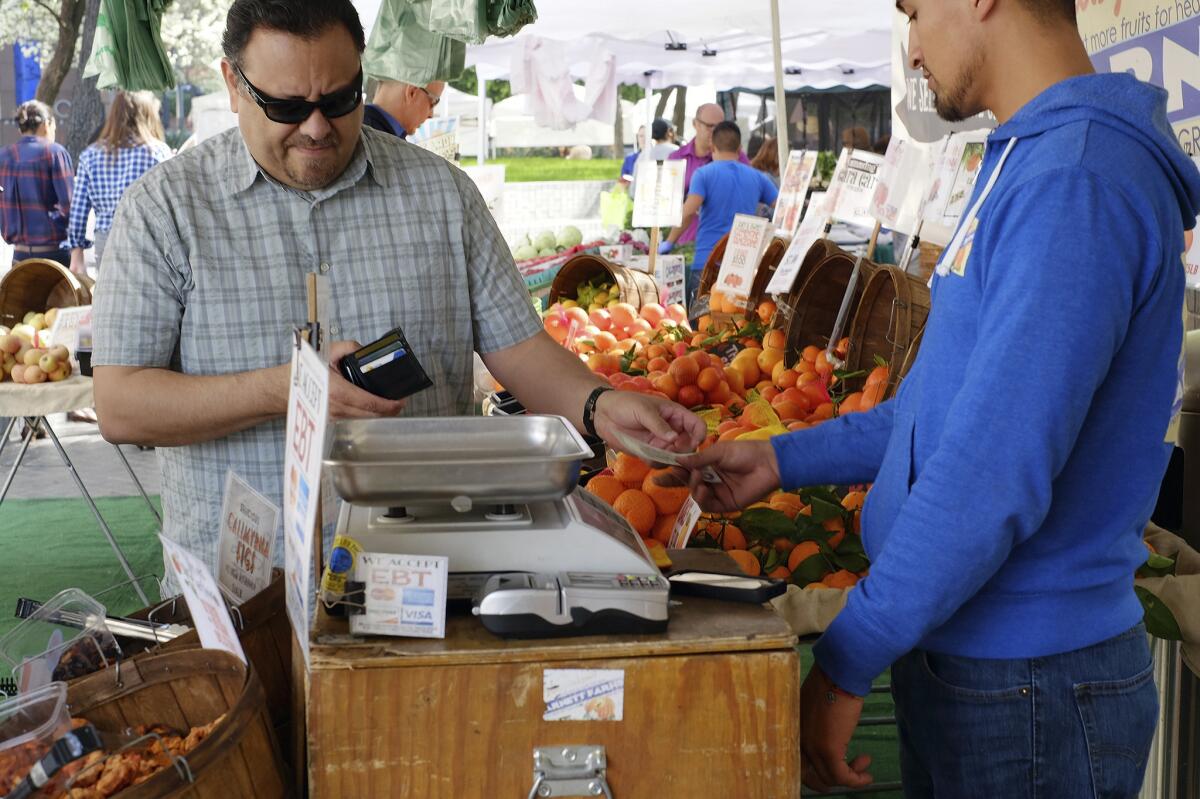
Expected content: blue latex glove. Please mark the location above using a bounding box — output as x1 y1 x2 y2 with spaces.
657 240 675 255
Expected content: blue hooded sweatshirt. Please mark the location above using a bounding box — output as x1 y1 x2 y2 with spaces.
772 74 1200 696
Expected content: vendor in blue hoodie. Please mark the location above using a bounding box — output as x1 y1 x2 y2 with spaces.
670 0 1200 794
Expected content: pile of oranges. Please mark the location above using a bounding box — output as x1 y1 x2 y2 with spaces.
585 453 692 560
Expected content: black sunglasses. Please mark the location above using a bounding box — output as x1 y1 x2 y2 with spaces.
233 62 363 124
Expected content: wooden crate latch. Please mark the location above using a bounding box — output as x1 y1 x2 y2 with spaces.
529 745 613 798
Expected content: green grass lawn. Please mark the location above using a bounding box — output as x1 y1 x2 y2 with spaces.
460 156 624 182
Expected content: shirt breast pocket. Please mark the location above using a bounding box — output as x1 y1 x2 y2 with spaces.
861 409 916 556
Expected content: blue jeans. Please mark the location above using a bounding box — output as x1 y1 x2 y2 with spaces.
892 624 1157 798
685 269 703 314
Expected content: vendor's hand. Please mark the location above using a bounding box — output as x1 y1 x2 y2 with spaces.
665 441 781 512
69 248 86 276
800 664 872 792
594 390 706 453
657 240 675 255
326 340 407 419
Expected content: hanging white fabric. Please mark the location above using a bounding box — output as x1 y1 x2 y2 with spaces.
511 36 618 130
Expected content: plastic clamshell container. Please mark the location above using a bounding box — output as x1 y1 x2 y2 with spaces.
0 589 121 692
324 415 593 506
0 682 70 795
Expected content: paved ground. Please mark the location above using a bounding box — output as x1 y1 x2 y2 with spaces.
0 413 160 500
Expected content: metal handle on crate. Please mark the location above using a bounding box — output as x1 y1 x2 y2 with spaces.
885 297 911 349
528 746 614 798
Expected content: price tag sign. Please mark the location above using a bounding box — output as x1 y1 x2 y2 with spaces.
632 160 687 229
668 497 703 550
870 135 933 236
921 131 989 246
45 305 91 353
765 192 830 295
161 536 246 664
714 214 774 300
351 553 449 638
216 468 279 604
772 151 819 238
629 254 686 307
283 336 329 667
827 149 885 227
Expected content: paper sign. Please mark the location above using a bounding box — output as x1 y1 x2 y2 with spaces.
543 669 625 721
412 116 459 162
45 305 91 352
283 337 329 667
462 164 506 210
632 159 687 229
773 151 819 237
827 149 885 228
351 553 449 638
667 497 703 550
715 214 774 300
766 193 829 295
628 254 685 307
921 132 989 246
599 244 634 264
161 536 246 664
216 469 279 604
870 135 934 236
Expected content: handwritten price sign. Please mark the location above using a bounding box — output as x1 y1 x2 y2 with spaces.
217 469 280 604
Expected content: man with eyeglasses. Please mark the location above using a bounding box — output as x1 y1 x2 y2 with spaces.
667 103 750 248
90 0 706 580
363 79 445 140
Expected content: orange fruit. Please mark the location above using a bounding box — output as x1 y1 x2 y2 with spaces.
860 382 887 410
773 536 796 554
646 356 670 373
776 368 799 390
610 303 638 329
668 356 700 387
650 514 675 545
727 549 762 576
822 516 845 534
763 329 787 350
827 531 846 549
757 347 785 374
757 300 777 324
586 475 625 505
613 489 657 536
643 469 689 515
696 366 723 392
787 540 822 572
677 384 705 408
613 452 651 487
801 345 821 364
651 373 680 401
732 359 761 387
706 382 732 406
811 402 835 421
822 569 859 589
839 392 863 414
772 400 806 422
644 344 667 359
865 365 890 387
841 491 867 512
720 524 748 551
760 386 781 403
718 428 745 442
768 566 791 579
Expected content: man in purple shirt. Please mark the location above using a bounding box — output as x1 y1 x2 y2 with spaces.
667 103 750 245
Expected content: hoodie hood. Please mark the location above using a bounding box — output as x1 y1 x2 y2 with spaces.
993 72 1200 228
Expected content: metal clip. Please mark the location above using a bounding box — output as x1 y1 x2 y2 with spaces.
528 746 613 798
885 297 911 348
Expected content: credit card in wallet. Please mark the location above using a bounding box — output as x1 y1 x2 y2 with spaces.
613 430 721 483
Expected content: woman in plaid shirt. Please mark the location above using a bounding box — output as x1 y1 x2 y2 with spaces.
68 91 171 274
0 101 73 268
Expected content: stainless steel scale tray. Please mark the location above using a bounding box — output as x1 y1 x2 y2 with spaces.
324 415 593 505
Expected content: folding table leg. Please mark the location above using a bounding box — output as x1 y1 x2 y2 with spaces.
0 416 17 461
0 418 39 506
112 444 162 527
41 419 150 605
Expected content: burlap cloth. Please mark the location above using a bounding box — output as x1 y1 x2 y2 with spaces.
770 523 1200 678
0 376 93 417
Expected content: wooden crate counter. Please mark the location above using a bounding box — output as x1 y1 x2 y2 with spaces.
293 596 800 798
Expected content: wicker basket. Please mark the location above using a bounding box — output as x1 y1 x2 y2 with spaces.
696 234 730 299
894 323 925 394
845 265 932 396
65 649 288 798
915 242 943 283
0 258 93 328
549 254 661 310
700 236 790 325
781 246 878 366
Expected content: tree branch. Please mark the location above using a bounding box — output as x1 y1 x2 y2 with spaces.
27 0 66 29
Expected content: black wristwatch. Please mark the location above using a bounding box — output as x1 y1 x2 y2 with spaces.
582 386 613 438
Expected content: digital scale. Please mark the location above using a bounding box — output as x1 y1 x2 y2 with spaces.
324 416 670 638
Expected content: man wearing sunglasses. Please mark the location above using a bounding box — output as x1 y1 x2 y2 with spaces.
364 79 445 140
89 0 707 580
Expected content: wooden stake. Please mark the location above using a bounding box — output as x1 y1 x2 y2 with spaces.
649 227 661 277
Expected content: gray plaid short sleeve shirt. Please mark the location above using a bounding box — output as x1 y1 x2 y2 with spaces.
92 126 541 571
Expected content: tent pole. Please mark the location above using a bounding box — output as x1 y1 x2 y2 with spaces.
770 0 789 168
478 76 488 165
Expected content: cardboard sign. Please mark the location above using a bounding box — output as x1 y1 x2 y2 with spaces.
714 214 774 300
543 669 625 721
921 132 989 247
765 192 829 295
632 159 687 229
827 149 885 228
628 254 686 307
161 536 246 664
351 553 449 638
870 135 934 236
772 151 819 238
216 469 280 604
45 305 91 353
282 336 329 667
411 116 459 162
